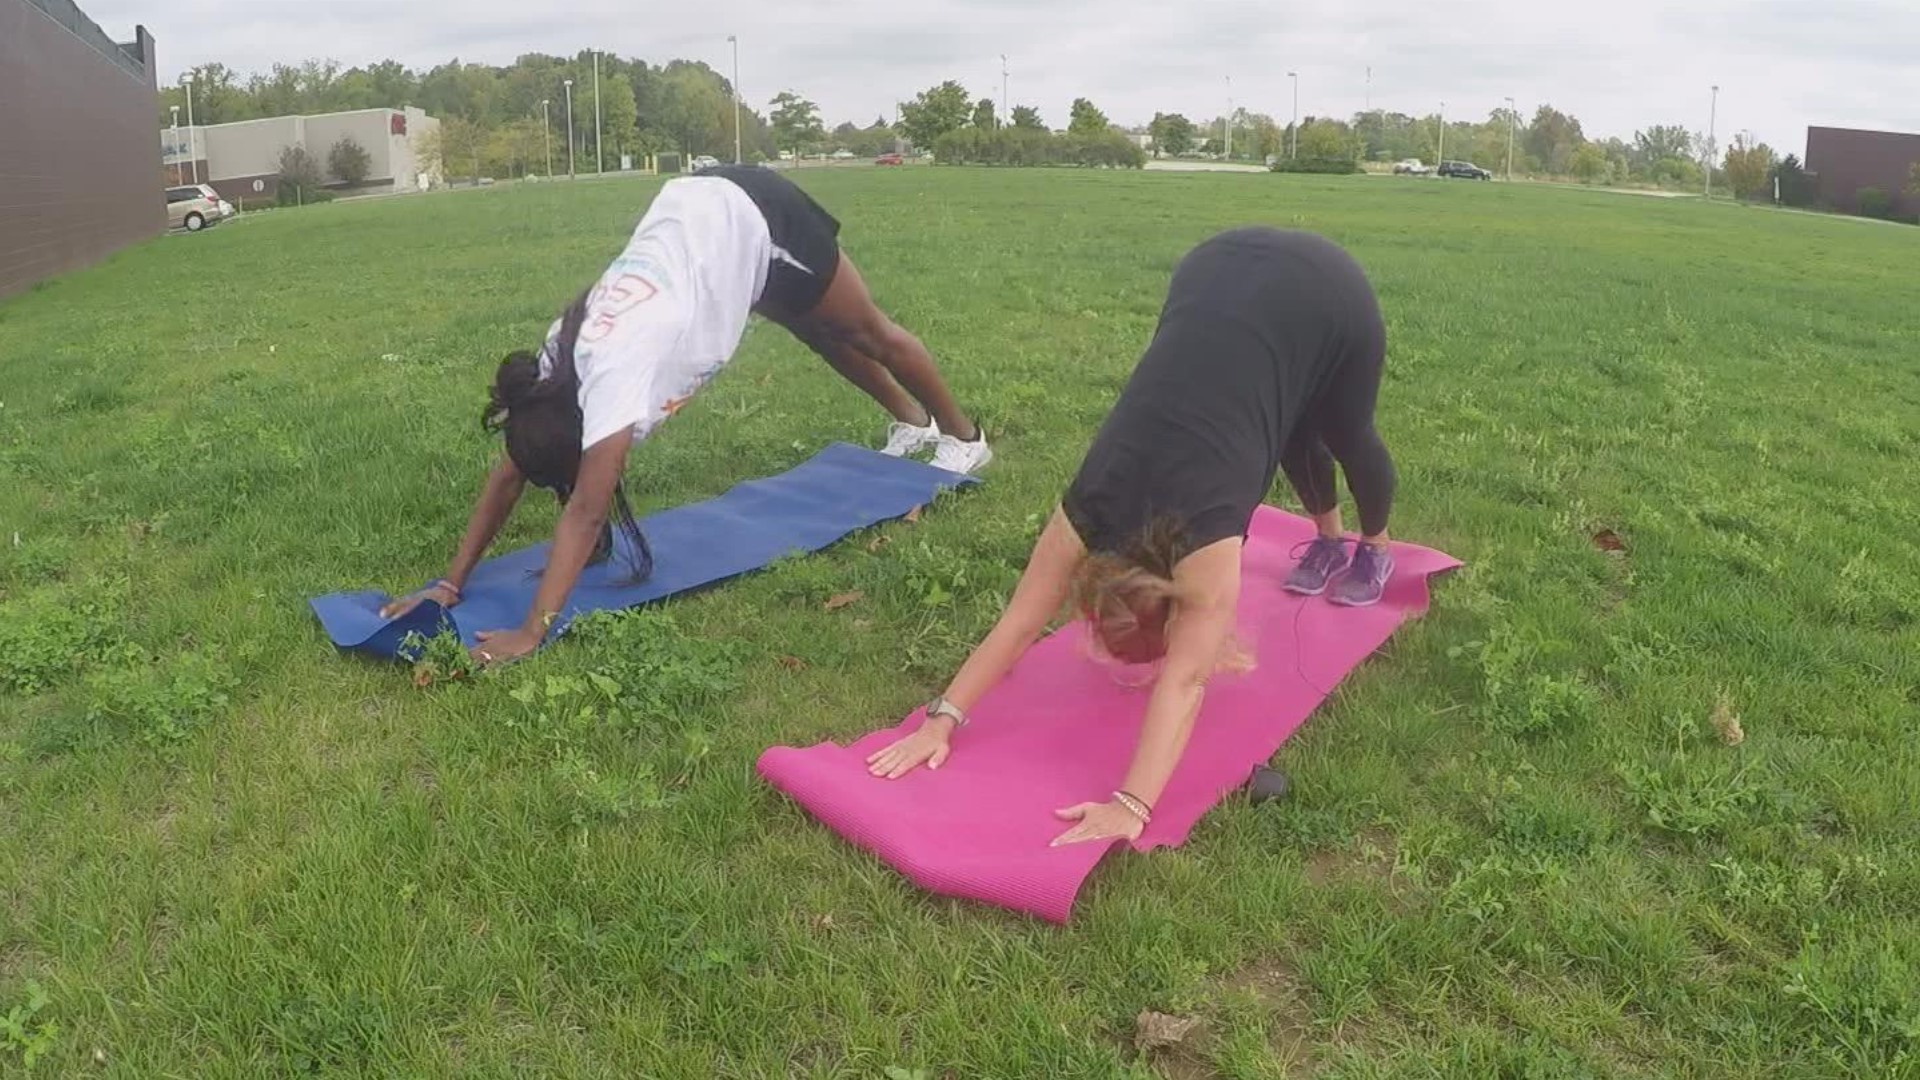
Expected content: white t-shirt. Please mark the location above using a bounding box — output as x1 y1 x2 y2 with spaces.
543 177 772 449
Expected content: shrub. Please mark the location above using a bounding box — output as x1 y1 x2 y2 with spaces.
327 136 373 185
277 145 331 206
932 126 1144 169
1269 157 1363 175
1772 154 1820 207
1856 187 1895 220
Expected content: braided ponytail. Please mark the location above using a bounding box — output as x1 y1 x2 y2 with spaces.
486 289 654 582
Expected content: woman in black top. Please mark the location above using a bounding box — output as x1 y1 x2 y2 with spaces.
865 228 1398 846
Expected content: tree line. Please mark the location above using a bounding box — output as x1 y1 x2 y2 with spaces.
1139 103 1791 195
163 57 1855 208
161 54 783 181
893 82 1144 168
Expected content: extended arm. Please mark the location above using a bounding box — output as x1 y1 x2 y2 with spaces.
1052 537 1241 846
469 427 634 665
381 456 528 619
866 507 1086 778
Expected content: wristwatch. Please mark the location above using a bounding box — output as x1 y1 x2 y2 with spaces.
926 695 968 728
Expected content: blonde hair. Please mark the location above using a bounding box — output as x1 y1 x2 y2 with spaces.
1069 520 1186 666
1068 518 1254 675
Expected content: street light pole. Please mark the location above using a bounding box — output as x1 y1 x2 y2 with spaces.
1504 96 1516 180
1704 84 1719 197
1000 54 1009 131
728 35 742 165
1288 71 1299 159
1224 75 1233 160
1437 100 1446 165
593 50 603 174
182 73 198 184
541 99 552 177
564 79 575 177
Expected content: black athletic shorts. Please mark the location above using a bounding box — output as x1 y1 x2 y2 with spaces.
696 164 843 323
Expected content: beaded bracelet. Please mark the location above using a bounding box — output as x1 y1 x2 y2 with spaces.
1113 790 1154 824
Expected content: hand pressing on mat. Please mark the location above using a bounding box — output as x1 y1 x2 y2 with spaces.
470 626 541 667
380 580 461 621
1051 799 1147 847
866 717 954 779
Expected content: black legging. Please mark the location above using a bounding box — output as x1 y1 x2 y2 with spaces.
1278 318 1396 538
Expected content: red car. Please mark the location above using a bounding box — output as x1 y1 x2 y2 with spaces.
874 152 904 166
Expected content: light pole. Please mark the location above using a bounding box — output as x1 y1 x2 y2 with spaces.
1704 84 1719 197
563 79 575 177
1224 75 1233 160
541 99 552 177
1000 54 1009 131
1437 101 1446 165
182 73 198 183
1287 71 1299 159
593 50 603 174
728 35 742 165
1504 96 1516 180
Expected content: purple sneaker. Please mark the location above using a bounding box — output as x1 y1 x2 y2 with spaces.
1330 543 1395 607
1283 537 1350 596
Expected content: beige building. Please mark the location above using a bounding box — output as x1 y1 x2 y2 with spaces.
162 106 442 204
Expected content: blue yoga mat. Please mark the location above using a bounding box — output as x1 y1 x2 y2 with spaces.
310 443 977 660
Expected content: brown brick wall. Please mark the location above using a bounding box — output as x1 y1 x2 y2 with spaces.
1806 126 1920 219
0 0 163 301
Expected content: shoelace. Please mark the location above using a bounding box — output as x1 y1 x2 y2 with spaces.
1286 535 1364 699
1288 535 1354 568
886 423 930 451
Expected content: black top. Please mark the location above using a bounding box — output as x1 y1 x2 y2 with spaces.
1062 228 1373 557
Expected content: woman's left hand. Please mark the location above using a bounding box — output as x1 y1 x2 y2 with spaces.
470 627 542 667
1050 799 1148 847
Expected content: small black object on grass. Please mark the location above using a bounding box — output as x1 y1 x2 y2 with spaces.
1246 765 1290 806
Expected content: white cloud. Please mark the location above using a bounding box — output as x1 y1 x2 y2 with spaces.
85 0 1920 153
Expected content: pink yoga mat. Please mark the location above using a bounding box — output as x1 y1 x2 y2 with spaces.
757 507 1462 923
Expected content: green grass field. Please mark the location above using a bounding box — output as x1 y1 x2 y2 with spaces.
2 169 1917 1078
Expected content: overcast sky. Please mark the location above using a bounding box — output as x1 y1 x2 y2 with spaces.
91 0 1920 153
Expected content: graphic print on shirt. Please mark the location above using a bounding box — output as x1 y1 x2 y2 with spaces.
579 273 660 344
564 175 775 450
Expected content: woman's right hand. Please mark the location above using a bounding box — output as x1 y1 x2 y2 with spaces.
866 717 954 779
380 580 461 621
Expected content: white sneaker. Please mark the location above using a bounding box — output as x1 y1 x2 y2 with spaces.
882 419 940 457
929 431 993 475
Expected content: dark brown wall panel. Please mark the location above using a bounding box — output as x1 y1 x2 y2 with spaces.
1807 126 1920 218
0 0 163 300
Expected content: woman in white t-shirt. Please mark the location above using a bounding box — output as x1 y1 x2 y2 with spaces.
381 166 992 666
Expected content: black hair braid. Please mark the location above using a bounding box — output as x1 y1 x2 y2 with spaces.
486 289 654 583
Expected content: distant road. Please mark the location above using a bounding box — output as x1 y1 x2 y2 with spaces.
1145 160 1269 173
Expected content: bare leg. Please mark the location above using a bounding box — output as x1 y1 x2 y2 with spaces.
783 315 928 426
798 253 979 440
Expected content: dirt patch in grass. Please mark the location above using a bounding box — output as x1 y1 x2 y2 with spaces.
1305 827 1400 892
1224 957 1317 1072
